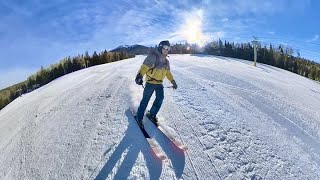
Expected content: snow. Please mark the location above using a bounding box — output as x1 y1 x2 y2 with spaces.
1 54 320 179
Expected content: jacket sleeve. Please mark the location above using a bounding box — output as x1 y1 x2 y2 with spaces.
166 70 174 82
138 53 156 76
165 60 174 82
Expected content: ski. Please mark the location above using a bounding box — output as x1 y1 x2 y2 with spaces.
129 109 167 161
146 115 188 151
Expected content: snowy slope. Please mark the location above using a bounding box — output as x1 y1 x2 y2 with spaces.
1 55 320 179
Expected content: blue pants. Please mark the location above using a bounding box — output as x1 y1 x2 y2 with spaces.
136 83 164 121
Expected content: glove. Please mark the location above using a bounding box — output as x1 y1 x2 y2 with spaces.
171 80 178 89
135 73 143 85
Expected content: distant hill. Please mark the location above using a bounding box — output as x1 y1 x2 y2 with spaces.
110 45 151 55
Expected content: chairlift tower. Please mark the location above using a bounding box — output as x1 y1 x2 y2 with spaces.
252 36 258 67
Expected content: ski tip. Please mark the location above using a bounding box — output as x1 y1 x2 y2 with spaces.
181 146 188 151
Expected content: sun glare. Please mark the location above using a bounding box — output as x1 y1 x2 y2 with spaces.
181 9 207 47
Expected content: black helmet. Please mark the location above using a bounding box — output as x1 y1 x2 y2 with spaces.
158 40 171 52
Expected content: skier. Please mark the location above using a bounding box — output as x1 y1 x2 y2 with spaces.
135 40 178 128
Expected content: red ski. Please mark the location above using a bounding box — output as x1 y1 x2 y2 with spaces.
130 109 167 160
145 114 188 151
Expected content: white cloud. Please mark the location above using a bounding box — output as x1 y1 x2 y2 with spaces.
0 0 32 16
87 1 183 47
204 0 311 17
306 35 319 42
311 35 319 41
212 31 225 40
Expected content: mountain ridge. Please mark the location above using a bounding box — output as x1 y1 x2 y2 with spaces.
110 44 151 55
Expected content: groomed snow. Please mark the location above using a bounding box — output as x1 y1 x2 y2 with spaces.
1 54 320 179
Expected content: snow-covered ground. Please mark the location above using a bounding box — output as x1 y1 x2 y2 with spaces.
1 54 320 179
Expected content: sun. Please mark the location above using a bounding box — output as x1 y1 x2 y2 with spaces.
184 19 202 43
181 9 207 47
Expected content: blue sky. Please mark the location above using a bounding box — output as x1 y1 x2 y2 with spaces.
0 0 319 89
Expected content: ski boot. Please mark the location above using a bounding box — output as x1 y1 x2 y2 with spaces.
146 112 159 126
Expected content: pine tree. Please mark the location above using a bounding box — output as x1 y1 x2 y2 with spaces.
310 67 317 80
0 98 9 110
113 52 120 62
57 64 64 77
71 56 82 71
119 51 128 60
92 51 99 65
304 66 310 78
316 68 320 80
218 39 223 50
63 57 73 74
293 60 298 73
101 50 109 63
0 98 4 110
27 74 39 89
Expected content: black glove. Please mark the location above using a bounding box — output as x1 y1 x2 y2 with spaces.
135 73 143 85
171 80 178 89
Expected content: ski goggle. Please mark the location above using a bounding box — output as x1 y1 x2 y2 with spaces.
162 45 170 51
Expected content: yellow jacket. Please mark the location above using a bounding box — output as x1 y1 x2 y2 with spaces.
138 50 174 84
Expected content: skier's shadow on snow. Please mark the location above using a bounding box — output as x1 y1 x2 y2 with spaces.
145 118 186 179
94 109 163 180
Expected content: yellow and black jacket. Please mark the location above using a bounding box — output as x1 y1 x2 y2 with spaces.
138 49 174 84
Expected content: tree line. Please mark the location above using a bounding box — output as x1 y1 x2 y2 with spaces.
168 40 320 81
202 40 320 81
0 50 134 110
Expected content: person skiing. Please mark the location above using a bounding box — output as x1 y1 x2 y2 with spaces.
135 40 177 128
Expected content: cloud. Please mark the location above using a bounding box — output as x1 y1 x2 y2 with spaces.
0 0 32 16
305 34 319 43
212 31 225 40
203 0 311 17
89 1 182 47
309 35 319 42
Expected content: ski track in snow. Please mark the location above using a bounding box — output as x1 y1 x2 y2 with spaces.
0 54 320 179
168 55 320 179
179 63 320 165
